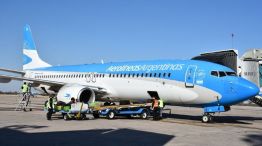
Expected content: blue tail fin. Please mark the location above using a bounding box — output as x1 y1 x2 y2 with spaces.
23 25 51 70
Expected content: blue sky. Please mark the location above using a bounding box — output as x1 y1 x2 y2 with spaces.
0 0 262 91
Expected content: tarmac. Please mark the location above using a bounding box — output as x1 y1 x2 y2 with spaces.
0 94 261 146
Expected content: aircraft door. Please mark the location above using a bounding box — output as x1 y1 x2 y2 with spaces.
86 73 96 83
185 65 197 87
85 73 90 82
90 73 96 83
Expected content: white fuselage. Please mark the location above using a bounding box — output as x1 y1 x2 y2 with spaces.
26 70 220 105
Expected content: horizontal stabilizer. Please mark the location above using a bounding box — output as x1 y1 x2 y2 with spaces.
0 78 11 83
0 68 25 75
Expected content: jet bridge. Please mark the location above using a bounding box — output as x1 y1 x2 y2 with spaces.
192 49 238 72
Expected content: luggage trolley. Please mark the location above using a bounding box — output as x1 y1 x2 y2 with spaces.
44 102 91 120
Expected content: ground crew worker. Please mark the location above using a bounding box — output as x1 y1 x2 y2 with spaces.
46 96 55 120
104 97 116 106
152 97 159 120
158 98 164 119
67 97 76 105
21 82 29 98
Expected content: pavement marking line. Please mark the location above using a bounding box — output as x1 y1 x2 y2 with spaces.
101 129 118 134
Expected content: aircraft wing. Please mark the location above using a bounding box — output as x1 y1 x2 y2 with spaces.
0 74 64 86
0 74 108 94
0 68 25 75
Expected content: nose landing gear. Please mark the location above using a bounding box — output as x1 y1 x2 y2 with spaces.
202 105 230 123
202 113 214 123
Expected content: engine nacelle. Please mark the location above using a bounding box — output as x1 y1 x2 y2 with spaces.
57 84 95 104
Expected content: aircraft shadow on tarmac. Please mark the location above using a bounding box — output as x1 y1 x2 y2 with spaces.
242 134 262 146
0 125 174 146
163 113 262 124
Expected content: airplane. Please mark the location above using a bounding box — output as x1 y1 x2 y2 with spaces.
0 25 259 122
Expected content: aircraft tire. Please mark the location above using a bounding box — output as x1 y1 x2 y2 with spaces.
202 115 209 123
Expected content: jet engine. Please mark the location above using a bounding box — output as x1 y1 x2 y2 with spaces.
57 84 95 104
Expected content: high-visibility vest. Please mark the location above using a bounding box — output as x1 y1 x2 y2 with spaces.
158 99 164 108
21 84 28 93
47 98 54 109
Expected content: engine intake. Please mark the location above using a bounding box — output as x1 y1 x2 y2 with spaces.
57 84 95 104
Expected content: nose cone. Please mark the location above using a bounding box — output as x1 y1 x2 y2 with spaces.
238 78 260 101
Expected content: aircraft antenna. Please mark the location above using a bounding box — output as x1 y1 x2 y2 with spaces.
231 33 234 49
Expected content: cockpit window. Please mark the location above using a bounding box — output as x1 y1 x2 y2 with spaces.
211 70 237 77
211 71 218 77
219 71 226 77
226 72 237 76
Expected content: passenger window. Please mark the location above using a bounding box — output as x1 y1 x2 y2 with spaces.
128 74 130 77
154 73 157 77
145 73 148 77
158 73 161 77
163 73 166 77
132 73 135 77
211 71 218 77
149 73 152 77
219 71 226 77
137 73 139 77
141 73 144 77
168 73 171 77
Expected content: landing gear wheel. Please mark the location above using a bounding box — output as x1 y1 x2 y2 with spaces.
107 111 115 119
202 114 213 123
202 115 209 123
140 110 148 119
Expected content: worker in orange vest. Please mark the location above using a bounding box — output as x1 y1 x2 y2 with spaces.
152 97 160 120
